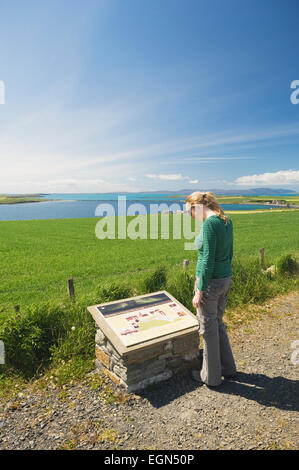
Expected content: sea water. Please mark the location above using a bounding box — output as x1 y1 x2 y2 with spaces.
0 193 297 221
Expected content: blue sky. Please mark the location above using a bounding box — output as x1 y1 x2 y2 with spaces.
0 0 299 193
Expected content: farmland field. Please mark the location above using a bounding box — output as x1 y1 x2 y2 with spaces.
0 211 298 311
0 195 45 204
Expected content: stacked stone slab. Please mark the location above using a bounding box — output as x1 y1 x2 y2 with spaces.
95 327 200 393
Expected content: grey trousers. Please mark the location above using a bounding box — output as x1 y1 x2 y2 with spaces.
194 276 236 386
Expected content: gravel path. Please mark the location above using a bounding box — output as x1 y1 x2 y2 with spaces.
0 291 298 450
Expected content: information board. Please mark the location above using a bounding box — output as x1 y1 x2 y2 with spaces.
94 291 198 348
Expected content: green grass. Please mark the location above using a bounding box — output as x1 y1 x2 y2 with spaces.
0 195 45 204
0 211 298 387
0 211 298 310
1 259 297 382
0 212 299 384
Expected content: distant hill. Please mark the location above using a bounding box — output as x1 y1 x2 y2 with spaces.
140 188 297 195
7 188 297 196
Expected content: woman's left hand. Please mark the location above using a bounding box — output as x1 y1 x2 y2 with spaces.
192 290 203 308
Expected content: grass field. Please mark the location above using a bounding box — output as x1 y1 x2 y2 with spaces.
0 197 45 204
0 194 47 204
0 210 298 386
0 211 298 310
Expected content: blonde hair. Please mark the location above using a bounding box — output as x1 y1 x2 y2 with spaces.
185 191 231 225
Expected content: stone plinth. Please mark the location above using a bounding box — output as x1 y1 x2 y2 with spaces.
87 290 200 393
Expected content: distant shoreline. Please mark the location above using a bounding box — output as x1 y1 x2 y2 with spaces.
1 194 299 212
0 197 55 205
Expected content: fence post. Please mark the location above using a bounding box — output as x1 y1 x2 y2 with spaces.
258 248 265 268
183 259 189 270
67 278 75 301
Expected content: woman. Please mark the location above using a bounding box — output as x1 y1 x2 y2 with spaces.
185 191 236 387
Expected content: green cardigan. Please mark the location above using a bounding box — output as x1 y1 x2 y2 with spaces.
195 215 233 291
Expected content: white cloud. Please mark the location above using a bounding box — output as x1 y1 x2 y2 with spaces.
145 173 189 181
189 179 199 184
235 169 299 186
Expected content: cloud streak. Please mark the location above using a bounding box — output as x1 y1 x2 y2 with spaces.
1 92 299 192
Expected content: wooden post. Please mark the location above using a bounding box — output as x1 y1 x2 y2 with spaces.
67 278 75 300
258 248 265 268
183 259 189 270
